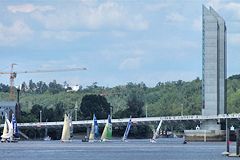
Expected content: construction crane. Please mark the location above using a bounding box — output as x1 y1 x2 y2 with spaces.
0 63 87 100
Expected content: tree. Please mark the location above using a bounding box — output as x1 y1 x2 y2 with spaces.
30 104 43 122
43 108 55 122
48 80 63 94
0 83 9 92
54 102 65 121
36 81 48 94
29 80 37 92
19 111 37 123
80 94 112 120
21 82 27 92
63 81 69 89
125 91 144 118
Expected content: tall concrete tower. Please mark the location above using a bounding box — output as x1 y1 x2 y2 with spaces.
201 5 227 130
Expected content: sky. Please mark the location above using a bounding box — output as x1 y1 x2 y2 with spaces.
0 0 239 88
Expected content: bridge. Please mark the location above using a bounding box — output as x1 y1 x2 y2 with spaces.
1 113 240 129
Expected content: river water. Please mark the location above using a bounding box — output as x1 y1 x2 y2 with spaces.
0 138 238 160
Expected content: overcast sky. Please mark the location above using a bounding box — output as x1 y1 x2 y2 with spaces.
0 0 239 87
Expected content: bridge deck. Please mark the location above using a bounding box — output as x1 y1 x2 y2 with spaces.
1 113 239 128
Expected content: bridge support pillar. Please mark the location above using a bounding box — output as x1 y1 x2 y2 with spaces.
226 119 229 153
236 129 240 155
200 120 221 130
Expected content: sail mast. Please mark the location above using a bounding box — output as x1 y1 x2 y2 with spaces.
89 114 98 141
152 120 163 140
12 113 19 139
122 116 132 141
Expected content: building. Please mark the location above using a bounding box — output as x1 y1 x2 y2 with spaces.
66 85 80 92
0 101 21 121
201 5 227 130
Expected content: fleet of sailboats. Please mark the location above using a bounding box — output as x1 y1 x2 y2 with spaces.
0 113 167 143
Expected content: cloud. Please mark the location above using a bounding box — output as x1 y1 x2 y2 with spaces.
41 30 92 41
206 0 240 19
166 12 186 23
225 2 240 18
119 57 141 70
145 2 169 12
0 20 33 46
111 31 126 38
206 0 223 11
31 1 148 31
7 4 55 13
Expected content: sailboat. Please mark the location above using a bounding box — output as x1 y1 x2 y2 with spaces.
89 114 99 142
150 120 163 143
122 116 132 142
61 114 71 142
44 119 51 141
1 114 10 142
11 113 20 142
44 127 51 141
101 115 112 142
1 113 17 143
6 113 20 142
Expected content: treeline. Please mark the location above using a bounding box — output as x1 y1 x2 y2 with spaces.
18 86 145 123
1 75 240 125
0 80 72 94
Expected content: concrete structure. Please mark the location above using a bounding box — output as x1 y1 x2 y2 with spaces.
201 5 227 130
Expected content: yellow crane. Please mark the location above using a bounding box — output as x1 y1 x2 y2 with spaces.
0 63 87 100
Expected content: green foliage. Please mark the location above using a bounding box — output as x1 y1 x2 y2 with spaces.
30 104 43 118
229 74 240 80
80 94 112 119
125 91 144 118
19 111 38 123
0 83 9 93
5 76 240 139
48 80 64 94
0 75 240 123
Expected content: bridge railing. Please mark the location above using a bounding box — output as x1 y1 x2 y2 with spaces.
1 113 240 128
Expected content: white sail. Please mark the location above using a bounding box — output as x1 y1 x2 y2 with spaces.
150 120 163 143
1 119 9 141
61 114 71 142
7 119 14 141
1 115 14 142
